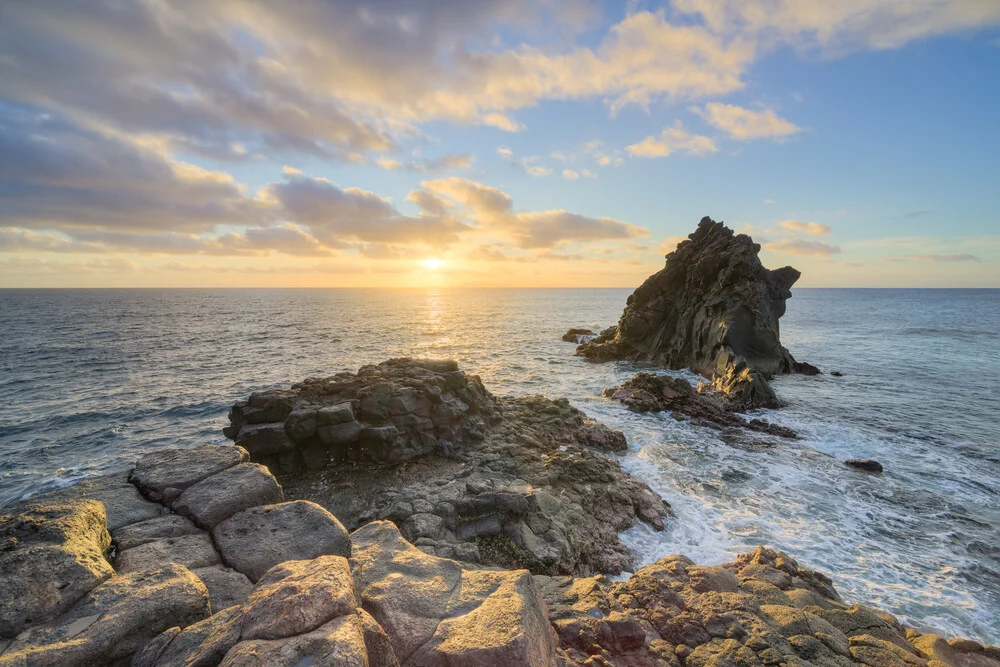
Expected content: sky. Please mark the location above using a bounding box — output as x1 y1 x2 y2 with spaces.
0 0 998 288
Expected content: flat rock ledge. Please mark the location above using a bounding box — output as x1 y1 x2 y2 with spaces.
576 217 819 411
225 358 671 577
604 373 798 439
3 463 997 666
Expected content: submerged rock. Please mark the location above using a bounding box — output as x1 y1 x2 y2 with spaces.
577 217 814 407
227 359 670 576
562 327 596 343
845 459 884 473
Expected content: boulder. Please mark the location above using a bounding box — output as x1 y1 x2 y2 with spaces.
131 604 243 667
191 566 254 613
603 372 796 436
351 521 558 666
845 459 884 473
218 613 369 666
115 533 221 574
213 500 351 582
225 358 499 474
561 328 596 343
0 563 209 666
577 217 812 405
0 499 113 638
172 463 283 529
131 556 360 666
32 471 166 532
130 445 249 503
113 514 201 551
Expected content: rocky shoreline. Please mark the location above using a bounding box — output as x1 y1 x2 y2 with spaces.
2 357 998 666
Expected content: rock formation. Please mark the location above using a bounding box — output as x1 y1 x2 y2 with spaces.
577 217 814 409
562 328 596 343
225 358 670 576
604 373 797 438
3 447 998 666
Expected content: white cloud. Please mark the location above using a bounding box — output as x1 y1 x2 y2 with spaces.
767 238 841 256
674 0 1000 54
627 122 718 158
420 177 648 248
779 220 830 236
563 169 580 180
693 103 801 140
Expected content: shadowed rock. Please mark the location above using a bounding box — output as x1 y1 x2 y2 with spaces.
228 359 670 577
577 217 814 408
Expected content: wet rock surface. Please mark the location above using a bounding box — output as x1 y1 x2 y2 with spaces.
604 373 797 438
845 459 884 473
562 328 597 343
577 217 814 408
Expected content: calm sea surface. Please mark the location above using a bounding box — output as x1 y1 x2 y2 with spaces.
1 288 998 642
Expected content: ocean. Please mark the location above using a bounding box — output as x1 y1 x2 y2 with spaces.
1 288 998 642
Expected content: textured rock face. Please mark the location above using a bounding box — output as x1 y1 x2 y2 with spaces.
604 373 797 438
535 545 1000 667
0 499 114 637
231 359 670 577
578 217 807 406
351 521 559 666
213 500 352 582
225 358 497 475
0 563 210 666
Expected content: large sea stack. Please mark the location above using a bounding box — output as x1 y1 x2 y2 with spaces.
578 216 810 408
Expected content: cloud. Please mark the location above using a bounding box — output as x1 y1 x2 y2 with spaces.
889 253 981 263
779 220 830 236
673 0 1000 54
584 141 625 167
0 107 271 234
264 173 469 248
626 122 718 157
563 169 580 180
376 153 474 172
693 103 801 140
420 177 647 248
763 198 775 205
767 239 841 256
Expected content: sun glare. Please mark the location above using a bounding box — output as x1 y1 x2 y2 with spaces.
421 258 445 270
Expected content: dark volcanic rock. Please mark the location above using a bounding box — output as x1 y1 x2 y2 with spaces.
577 217 812 407
226 358 497 475
562 328 596 343
845 459 884 473
603 373 796 438
228 359 671 576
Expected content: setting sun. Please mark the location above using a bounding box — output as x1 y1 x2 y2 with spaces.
421 258 445 270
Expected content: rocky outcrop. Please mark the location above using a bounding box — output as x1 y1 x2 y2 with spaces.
535 545 1000 667
604 373 797 438
213 500 352 582
224 358 497 475
1 499 116 638
562 328 596 343
1 563 210 666
4 444 999 666
577 217 812 408
227 358 670 577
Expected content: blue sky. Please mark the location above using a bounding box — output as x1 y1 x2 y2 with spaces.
1 0 998 287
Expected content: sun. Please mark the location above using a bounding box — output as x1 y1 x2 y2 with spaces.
421 258 446 270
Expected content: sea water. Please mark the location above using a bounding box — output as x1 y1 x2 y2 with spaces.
1 288 998 642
